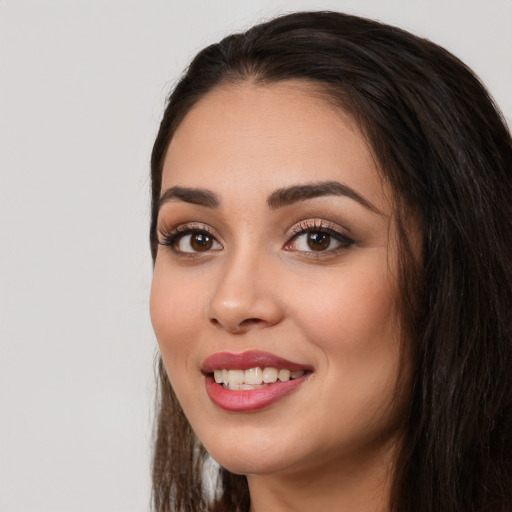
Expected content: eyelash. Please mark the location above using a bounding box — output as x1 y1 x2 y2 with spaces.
157 220 353 257
158 223 222 257
285 220 354 256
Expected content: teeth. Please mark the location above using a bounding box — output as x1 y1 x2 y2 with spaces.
262 367 278 383
278 369 290 382
212 367 306 388
239 383 265 390
245 367 263 385
228 369 245 386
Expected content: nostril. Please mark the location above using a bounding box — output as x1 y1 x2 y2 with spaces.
239 318 263 327
209 317 265 332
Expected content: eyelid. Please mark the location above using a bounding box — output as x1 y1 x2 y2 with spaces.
157 221 211 241
284 219 354 254
157 222 223 254
288 218 350 237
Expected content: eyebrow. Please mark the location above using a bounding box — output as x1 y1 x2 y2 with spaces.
158 180 380 214
267 181 381 214
158 186 220 210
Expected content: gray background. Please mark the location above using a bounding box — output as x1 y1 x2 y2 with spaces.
1 0 510 510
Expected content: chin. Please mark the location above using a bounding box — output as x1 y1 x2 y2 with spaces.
201 430 300 476
212 452 290 477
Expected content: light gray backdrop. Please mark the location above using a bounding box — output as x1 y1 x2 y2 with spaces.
1 1 510 511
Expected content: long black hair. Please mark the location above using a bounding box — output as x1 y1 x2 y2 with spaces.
150 11 512 512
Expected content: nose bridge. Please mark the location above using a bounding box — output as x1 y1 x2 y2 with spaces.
207 242 282 333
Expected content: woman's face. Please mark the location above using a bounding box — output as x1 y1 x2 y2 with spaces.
150 81 408 478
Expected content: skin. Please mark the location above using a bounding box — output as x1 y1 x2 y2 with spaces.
150 81 410 512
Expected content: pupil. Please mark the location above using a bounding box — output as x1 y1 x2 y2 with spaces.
191 233 212 251
307 232 329 251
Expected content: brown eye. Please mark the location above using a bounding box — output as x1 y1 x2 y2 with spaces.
175 231 221 253
307 232 330 251
286 225 353 254
190 233 213 251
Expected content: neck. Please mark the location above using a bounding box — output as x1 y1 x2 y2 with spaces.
247 439 397 512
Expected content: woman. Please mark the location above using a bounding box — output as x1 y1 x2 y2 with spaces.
148 11 512 512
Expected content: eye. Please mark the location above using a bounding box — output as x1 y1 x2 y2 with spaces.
176 231 221 253
285 222 353 254
158 225 222 254
293 231 336 251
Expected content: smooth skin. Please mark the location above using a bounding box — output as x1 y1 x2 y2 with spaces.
150 81 410 512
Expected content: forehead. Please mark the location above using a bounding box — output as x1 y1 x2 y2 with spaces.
162 81 390 211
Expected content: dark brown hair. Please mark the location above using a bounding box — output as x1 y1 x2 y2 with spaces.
150 11 512 512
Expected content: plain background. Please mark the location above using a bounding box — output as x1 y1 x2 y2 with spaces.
0 1 510 511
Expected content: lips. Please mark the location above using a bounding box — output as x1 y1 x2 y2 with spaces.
202 350 313 412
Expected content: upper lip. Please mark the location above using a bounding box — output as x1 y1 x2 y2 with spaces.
202 350 313 373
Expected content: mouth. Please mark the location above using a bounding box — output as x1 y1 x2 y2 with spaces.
211 367 308 390
202 351 314 412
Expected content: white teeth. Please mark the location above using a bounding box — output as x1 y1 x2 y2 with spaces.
278 369 290 382
227 369 245 386
213 366 307 388
239 383 265 390
262 367 278 383
245 367 263 385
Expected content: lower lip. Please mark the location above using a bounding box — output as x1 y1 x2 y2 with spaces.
205 374 310 412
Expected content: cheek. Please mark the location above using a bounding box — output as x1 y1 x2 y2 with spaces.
293 265 403 435
290 256 403 419
149 262 204 371
294 262 400 353
150 266 211 417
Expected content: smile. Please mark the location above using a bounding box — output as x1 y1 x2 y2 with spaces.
214 367 305 390
202 351 313 412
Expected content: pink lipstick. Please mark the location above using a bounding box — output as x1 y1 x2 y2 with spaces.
202 350 313 412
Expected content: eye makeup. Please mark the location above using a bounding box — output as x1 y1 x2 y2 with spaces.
157 222 222 256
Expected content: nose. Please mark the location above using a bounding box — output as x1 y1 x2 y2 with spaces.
206 251 284 334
